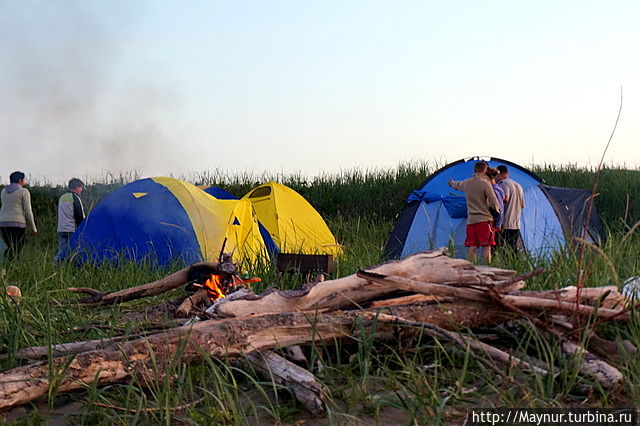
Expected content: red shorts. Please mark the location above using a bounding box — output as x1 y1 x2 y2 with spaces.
465 221 496 247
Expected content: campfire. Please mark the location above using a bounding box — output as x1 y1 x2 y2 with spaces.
202 274 226 301
199 273 262 302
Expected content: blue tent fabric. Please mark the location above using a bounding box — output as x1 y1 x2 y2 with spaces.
407 191 467 218
384 157 605 259
202 186 237 200
71 178 203 266
520 185 565 257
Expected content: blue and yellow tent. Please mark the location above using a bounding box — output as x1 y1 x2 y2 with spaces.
71 177 266 266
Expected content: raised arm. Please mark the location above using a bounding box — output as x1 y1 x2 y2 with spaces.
448 178 465 192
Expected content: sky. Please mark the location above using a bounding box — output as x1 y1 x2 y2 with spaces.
1 1 638 184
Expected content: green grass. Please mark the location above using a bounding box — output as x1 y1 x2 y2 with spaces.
2 162 640 424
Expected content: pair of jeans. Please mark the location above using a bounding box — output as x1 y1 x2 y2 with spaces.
54 232 74 262
0 227 26 261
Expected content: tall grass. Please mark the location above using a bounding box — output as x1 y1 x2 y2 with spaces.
22 161 640 228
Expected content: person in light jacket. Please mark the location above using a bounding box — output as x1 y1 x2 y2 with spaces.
54 178 85 262
448 161 500 264
0 171 38 261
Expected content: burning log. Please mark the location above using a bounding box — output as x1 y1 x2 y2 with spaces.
67 261 236 305
176 289 210 317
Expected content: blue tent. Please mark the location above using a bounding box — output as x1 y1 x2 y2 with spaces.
71 178 268 267
384 157 605 259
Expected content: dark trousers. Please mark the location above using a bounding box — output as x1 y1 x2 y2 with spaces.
496 229 521 253
0 227 26 261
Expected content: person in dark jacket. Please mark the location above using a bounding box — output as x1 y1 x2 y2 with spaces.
53 178 85 262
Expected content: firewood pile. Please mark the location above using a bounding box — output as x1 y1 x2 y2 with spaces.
0 248 635 413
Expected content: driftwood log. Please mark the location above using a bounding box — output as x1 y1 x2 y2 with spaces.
0 300 508 410
371 313 551 376
560 339 624 390
358 272 629 320
215 249 517 317
246 351 327 414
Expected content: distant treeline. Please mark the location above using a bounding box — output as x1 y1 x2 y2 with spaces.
13 163 640 235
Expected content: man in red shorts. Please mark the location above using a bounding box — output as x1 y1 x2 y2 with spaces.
448 161 500 263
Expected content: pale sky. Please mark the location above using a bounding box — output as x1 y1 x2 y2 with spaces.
1 1 638 184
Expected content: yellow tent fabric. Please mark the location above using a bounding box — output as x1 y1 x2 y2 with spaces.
152 177 266 265
242 181 342 256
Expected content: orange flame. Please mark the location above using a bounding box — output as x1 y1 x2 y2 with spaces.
203 275 226 301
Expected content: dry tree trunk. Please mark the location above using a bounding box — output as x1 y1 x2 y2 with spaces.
369 313 551 376
560 339 624 390
4 337 124 360
358 272 629 320
0 300 509 410
176 289 210 317
356 271 494 302
512 286 626 309
368 294 445 308
246 351 327 414
216 249 516 317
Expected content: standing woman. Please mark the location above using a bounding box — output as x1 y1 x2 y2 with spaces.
0 171 38 261
485 167 505 231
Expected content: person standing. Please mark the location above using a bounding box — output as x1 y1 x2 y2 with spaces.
448 161 500 264
496 165 525 252
0 171 38 261
54 178 85 262
486 167 505 231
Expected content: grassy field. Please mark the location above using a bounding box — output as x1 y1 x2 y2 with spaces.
2 162 640 424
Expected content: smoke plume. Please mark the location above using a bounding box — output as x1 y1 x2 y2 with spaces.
0 2 178 183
